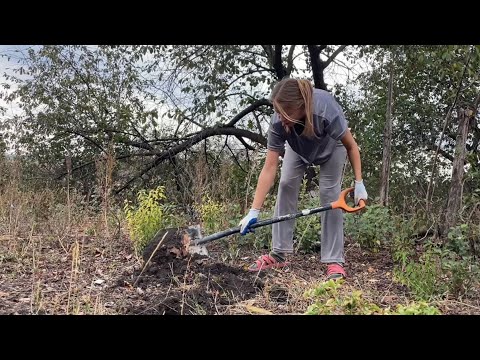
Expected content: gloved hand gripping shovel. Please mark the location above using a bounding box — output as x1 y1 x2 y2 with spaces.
184 187 366 256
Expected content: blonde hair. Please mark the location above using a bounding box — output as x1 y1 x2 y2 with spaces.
270 78 314 138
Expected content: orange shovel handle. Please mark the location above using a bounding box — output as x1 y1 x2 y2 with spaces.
331 187 366 213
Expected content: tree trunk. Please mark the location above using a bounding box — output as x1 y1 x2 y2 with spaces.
273 45 286 80
307 45 327 90
443 108 471 237
379 66 394 206
169 155 183 193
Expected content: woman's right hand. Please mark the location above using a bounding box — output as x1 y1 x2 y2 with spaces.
354 179 368 205
239 209 260 235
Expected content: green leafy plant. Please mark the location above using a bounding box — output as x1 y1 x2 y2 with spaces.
304 279 441 315
441 253 479 298
124 186 182 255
345 204 396 251
391 219 417 270
194 195 246 260
447 224 472 257
389 302 441 315
194 194 227 234
295 215 321 253
304 279 382 315
442 225 480 297
394 250 443 301
394 241 480 300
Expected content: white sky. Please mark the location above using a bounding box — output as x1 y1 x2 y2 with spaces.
0 45 360 113
0 45 30 117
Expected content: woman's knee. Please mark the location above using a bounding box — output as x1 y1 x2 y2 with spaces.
278 177 300 193
319 184 341 203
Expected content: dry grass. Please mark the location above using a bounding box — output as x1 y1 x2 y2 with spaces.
1 158 479 315
0 158 131 315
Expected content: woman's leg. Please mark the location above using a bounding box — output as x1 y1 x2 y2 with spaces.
319 142 347 264
271 145 307 254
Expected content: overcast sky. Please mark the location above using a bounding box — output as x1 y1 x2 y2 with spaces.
0 45 362 114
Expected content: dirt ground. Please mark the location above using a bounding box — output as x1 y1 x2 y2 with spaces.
1 227 479 315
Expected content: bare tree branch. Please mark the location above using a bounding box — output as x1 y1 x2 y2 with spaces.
324 45 348 68
204 138 208 165
130 124 154 150
114 126 267 194
182 114 206 129
213 136 229 168
122 141 155 150
425 144 455 162
216 69 272 101
225 98 271 127
56 151 154 180
235 135 255 151
253 110 264 137
261 45 274 68
56 159 96 180
227 142 246 173
58 126 105 152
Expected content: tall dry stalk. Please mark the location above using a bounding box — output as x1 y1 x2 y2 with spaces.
66 240 81 314
95 143 116 240
66 154 72 231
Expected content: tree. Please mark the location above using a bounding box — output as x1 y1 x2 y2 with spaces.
443 94 480 236
339 45 480 234
379 63 394 206
1 45 351 195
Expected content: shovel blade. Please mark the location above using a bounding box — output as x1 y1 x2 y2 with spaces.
184 225 209 256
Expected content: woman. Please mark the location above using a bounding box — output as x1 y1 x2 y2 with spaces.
239 78 368 280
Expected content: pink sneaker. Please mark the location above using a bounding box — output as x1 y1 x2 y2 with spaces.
327 263 346 280
248 254 289 272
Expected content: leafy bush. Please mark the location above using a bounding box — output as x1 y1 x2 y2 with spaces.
391 218 417 270
394 242 480 300
304 279 441 315
440 251 479 298
389 302 441 315
304 279 383 315
124 186 183 255
447 223 473 257
394 250 443 301
194 194 228 234
345 204 396 250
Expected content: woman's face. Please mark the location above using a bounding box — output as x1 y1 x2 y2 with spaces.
278 108 306 128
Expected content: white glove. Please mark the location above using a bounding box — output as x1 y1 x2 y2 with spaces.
354 179 368 206
239 209 260 235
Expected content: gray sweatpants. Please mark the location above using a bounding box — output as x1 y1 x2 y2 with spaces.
272 142 347 264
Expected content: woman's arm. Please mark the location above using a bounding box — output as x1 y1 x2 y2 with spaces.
341 128 368 205
251 149 280 209
341 128 363 181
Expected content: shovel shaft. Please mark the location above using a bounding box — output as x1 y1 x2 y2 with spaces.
194 204 333 245
193 187 366 246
